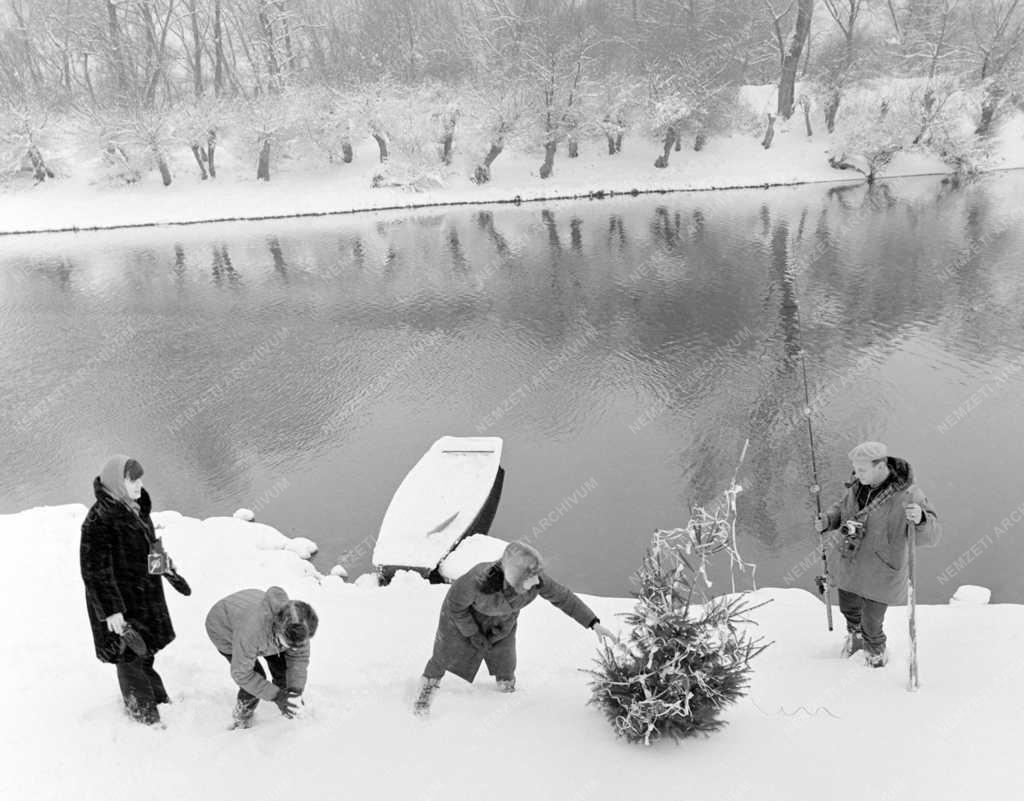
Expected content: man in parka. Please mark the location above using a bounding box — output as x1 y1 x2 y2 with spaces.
414 540 614 715
206 586 319 728
815 441 941 667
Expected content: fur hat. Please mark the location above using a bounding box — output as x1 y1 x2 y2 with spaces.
501 541 544 588
274 600 319 648
848 441 888 463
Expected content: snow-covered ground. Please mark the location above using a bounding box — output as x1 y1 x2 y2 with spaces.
3 504 1019 801
2 105 1023 236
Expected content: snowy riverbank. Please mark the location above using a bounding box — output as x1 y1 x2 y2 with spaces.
2 504 1020 801
2 108 1024 237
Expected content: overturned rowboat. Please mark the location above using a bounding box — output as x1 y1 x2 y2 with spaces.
372 436 505 583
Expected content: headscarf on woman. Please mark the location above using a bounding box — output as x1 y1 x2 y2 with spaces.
99 454 141 515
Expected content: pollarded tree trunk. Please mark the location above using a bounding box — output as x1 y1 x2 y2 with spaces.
801 96 813 136
694 131 706 151
778 0 814 120
824 88 840 133
27 145 54 182
191 144 209 179
441 132 454 165
976 84 1006 136
912 89 936 146
539 141 557 179
567 135 579 158
762 114 776 149
472 136 504 184
257 138 271 180
342 141 353 163
207 130 217 177
155 149 172 186
654 126 678 168
373 133 389 162
606 132 617 154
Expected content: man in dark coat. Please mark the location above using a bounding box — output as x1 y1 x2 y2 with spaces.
815 441 940 667
80 455 190 726
414 540 613 715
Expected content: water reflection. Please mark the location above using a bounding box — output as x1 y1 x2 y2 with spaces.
1 172 1023 603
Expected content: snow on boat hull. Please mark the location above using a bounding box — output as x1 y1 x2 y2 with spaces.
372 436 504 581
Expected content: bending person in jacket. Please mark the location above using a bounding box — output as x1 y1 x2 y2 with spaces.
206 586 318 729
815 441 940 667
80 455 191 727
414 540 614 715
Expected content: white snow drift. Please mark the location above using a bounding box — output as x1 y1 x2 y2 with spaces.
1 503 1019 801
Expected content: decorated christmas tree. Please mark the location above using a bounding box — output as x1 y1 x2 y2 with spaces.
588 442 769 745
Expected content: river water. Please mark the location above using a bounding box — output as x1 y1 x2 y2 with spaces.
2 172 1023 603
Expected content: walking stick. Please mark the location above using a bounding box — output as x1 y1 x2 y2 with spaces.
906 519 919 691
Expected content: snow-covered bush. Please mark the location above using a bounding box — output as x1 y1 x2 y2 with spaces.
919 83 993 175
831 80 993 180
298 86 358 165
828 90 905 180
74 108 144 186
365 82 453 192
588 528 768 745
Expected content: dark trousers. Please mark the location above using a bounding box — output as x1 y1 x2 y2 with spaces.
838 589 888 654
116 654 168 724
219 651 287 718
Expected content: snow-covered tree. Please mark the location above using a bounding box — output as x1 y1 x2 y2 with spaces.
297 86 358 165
235 94 295 181
365 83 451 191
763 0 814 119
0 102 57 183
465 82 527 184
77 104 177 186
594 72 644 155
173 95 227 179
814 0 875 132
518 8 601 179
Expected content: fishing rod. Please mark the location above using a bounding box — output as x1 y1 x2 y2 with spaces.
790 286 834 632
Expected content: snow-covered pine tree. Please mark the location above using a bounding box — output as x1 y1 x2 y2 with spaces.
588 528 768 745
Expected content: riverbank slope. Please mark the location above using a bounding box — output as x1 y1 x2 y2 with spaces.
1 503 1018 801
2 106 1023 236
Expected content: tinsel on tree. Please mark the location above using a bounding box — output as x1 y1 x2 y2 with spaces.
588 441 769 745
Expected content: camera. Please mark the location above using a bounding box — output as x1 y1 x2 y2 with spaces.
839 520 864 553
147 551 169 575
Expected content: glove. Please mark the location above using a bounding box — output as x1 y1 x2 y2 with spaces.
469 633 491 652
163 569 192 596
121 625 148 657
273 687 301 718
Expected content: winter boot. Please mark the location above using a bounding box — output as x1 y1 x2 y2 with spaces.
840 631 864 658
864 648 889 668
229 701 254 730
413 676 441 716
495 677 516 693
